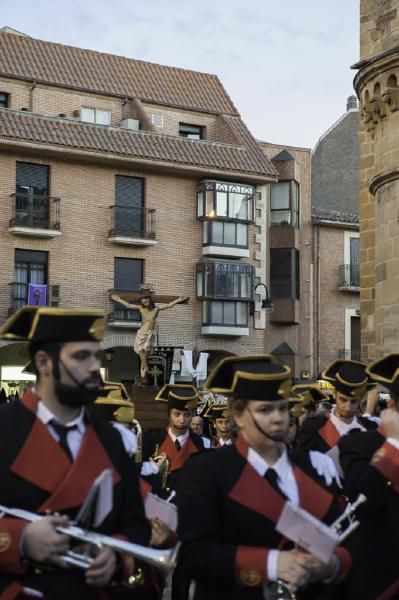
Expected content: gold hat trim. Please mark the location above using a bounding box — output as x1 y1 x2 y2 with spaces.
113 406 135 423
0 307 105 341
205 366 292 395
204 402 232 419
204 354 280 392
155 383 199 403
366 354 399 385
321 359 368 384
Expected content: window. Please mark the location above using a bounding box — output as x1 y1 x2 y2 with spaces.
197 181 254 222
12 250 48 310
81 107 111 125
15 162 49 228
342 232 360 288
179 123 204 140
0 92 9 108
270 249 300 299
270 181 299 227
202 221 248 248
114 258 143 321
151 114 164 128
114 176 144 237
196 260 254 301
202 301 248 327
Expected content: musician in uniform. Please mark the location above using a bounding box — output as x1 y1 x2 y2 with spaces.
0 307 151 600
339 354 399 599
141 384 209 500
177 355 352 600
204 402 234 447
297 360 377 453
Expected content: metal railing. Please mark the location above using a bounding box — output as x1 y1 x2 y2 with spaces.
9 193 61 230
8 282 60 315
339 264 360 289
338 349 362 361
109 206 155 239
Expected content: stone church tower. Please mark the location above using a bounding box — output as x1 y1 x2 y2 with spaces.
356 1 399 359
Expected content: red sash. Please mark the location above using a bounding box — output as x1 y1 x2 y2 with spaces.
158 432 199 472
318 418 341 449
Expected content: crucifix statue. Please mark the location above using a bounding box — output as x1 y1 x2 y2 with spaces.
111 285 188 385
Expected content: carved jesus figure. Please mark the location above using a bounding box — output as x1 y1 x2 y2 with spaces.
111 294 188 384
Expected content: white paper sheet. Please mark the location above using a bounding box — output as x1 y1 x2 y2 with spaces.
144 492 178 532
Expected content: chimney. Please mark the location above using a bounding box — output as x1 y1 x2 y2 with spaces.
346 95 358 111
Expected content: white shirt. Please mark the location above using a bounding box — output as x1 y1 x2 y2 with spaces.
216 437 233 447
330 410 366 436
37 401 86 461
247 445 299 581
168 428 189 447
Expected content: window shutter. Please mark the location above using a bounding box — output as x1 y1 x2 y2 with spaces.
114 258 143 291
16 163 49 192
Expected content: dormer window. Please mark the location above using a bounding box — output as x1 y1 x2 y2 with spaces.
81 107 111 125
0 92 9 108
179 123 204 140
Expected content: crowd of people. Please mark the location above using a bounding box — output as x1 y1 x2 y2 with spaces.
0 306 398 599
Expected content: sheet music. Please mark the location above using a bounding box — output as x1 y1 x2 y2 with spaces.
144 492 178 532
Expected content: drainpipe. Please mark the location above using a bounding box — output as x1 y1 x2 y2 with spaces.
316 222 321 376
29 80 36 112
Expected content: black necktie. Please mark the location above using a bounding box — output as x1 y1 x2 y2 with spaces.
50 420 76 461
264 468 287 499
174 439 181 451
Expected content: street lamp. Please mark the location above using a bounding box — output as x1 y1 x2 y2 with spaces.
250 283 274 315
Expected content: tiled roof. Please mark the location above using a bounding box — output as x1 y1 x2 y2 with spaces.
0 32 238 115
0 108 277 179
312 208 359 225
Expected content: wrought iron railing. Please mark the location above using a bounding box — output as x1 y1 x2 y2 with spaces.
109 206 155 239
9 193 61 229
339 264 360 288
338 349 362 361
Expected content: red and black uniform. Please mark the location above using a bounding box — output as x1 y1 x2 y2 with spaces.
141 429 206 498
0 390 151 600
177 435 352 600
339 427 399 600
298 414 377 453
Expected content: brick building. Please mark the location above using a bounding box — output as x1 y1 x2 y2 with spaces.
355 1 399 359
311 97 361 373
0 28 277 395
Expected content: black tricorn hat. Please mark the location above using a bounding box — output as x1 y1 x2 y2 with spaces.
155 384 199 411
366 354 399 396
0 307 105 342
322 360 368 397
292 384 329 407
92 381 135 424
204 402 232 420
203 354 292 401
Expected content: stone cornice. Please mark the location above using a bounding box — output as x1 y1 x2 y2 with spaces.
369 167 399 195
353 48 399 94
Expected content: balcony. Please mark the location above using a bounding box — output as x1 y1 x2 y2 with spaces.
9 193 61 238
8 283 60 315
108 206 157 247
338 349 362 362
339 264 360 291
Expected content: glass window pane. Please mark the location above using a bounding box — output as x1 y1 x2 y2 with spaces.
197 191 204 217
229 193 248 219
224 222 236 245
211 301 223 323
270 249 292 298
270 210 291 226
196 271 203 296
204 267 213 296
236 302 247 325
212 221 223 244
81 107 95 123
240 272 250 298
96 109 111 125
202 221 208 244
205 190 214 217
216 192 228 217
203 302 208 323
223 302 235 324
237 224 247 246
271 182 290 209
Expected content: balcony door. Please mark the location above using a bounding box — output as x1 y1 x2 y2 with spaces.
13 250 48 310
16 162 49 228
115 176 144 237
114 258 143 321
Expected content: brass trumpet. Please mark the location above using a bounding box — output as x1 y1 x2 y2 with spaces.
0 504 179 573
263 493 366 600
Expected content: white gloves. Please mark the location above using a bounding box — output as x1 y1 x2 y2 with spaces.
309 450 342 487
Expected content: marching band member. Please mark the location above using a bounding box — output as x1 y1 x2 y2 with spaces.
204 402 234 447
0 307 150 599
298 360 377 453
339 354 399 599
177 355 352 600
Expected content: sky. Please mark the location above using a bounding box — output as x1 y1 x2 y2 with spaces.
0 0 359 149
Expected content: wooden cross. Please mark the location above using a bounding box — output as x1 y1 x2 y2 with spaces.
109 284 189 305
148 365 163 387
